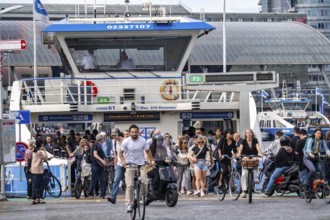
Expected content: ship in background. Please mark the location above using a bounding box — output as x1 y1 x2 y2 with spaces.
258 80 330 141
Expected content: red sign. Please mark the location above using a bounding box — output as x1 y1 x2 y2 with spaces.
16 142 29 162
0 39 27 50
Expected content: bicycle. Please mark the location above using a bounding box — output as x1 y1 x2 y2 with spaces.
240 155 260 204
43 159 62 198
106 156 116 195
303 154 330 204
74 154 92 199
216 155 241 201
126 163 146 220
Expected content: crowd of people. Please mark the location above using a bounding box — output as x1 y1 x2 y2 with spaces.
24 124 330 210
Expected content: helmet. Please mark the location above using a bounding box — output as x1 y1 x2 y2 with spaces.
279 135 290 146
153 134 164 142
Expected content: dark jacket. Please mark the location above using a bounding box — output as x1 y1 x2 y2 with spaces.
275 147 297 168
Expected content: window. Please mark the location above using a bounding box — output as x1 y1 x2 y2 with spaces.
66 36 191 73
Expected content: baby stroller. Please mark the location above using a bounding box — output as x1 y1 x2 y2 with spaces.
74 153 92 199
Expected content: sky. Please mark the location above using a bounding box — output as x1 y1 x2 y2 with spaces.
0 0 260 13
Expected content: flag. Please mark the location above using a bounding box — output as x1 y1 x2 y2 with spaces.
315 87 322 95
261 90 269 98
34 0 49 23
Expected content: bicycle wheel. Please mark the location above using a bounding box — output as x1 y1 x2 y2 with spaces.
74 178 82 199
304 185 313 203
107 167 115 194
248 171 253 204
131 184 138 220
323 184 330 204
229 171 241 200
46 174 62 198
84 177 91 198
137 189 146 220
216 180 227 201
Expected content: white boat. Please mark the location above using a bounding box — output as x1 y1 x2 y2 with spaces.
258 81 330 140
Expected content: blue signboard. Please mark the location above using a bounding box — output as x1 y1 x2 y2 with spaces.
10 110 30 124
180 112 234 119
38 114 93 122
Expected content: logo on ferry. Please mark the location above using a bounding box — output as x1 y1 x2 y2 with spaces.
43 116 49 121
95 106 116 111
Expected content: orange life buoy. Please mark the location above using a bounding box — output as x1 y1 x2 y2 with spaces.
160 79 180 100
80 80 98 97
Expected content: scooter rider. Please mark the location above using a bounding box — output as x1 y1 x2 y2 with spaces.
264 135 297 196
148 134 172 193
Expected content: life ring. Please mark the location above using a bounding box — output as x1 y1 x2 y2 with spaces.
80 80 98 97
160 79 180 100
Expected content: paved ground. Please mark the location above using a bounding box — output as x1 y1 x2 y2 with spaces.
1 193 330 220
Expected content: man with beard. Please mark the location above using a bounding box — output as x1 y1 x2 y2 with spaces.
120 124 155 213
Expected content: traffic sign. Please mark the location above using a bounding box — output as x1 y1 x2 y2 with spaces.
9 110 31 124
0 39 27 50
16 142 29 162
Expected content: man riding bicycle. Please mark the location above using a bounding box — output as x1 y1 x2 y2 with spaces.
120 124 155 213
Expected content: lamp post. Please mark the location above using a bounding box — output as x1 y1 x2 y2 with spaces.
0 4 24 201
223 0 226 73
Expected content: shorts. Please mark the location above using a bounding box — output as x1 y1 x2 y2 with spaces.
194 160 208 171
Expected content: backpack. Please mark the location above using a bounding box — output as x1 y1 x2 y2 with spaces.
210 170 221 186
212 137 224 160
85 149 92 164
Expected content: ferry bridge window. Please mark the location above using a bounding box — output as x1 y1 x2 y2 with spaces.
66 36 191 72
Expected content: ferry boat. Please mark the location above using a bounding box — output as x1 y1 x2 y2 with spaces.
9 7 224 143
258 82 330 140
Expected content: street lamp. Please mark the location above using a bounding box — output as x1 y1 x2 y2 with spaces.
0 4 24 202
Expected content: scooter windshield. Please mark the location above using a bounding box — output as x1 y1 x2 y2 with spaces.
154 145 171 161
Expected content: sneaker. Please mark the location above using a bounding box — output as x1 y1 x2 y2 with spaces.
200 191 205 197
107 196 116 204
194 191 200 196
126 205 133 213
180 189 185 194
186 190 192 195
241 192 247 198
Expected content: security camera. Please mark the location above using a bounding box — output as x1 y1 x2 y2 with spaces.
122 105 128 110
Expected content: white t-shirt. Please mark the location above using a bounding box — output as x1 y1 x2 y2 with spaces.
81 54 98 70
121 136 149 165
113 139 123 166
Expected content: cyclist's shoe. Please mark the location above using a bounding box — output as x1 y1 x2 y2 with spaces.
126 205 133 213
107 196 116 204
240 192 247 198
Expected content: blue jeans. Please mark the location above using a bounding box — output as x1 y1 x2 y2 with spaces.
88 165 106 197
303 156 324 186
110 165 123 199
299 169 308 186
265 166 289 194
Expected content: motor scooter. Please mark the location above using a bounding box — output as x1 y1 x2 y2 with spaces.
146 157 178 207
262 162 301 197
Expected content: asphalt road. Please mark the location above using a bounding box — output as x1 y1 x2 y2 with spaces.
0 194 329 220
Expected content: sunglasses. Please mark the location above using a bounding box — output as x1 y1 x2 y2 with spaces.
198 142 204 144
182 142 187 144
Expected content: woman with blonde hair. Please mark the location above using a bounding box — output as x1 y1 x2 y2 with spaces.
189 136 211 197
237 128 263 198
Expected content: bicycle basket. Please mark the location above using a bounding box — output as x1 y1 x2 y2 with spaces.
241 160 259 168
